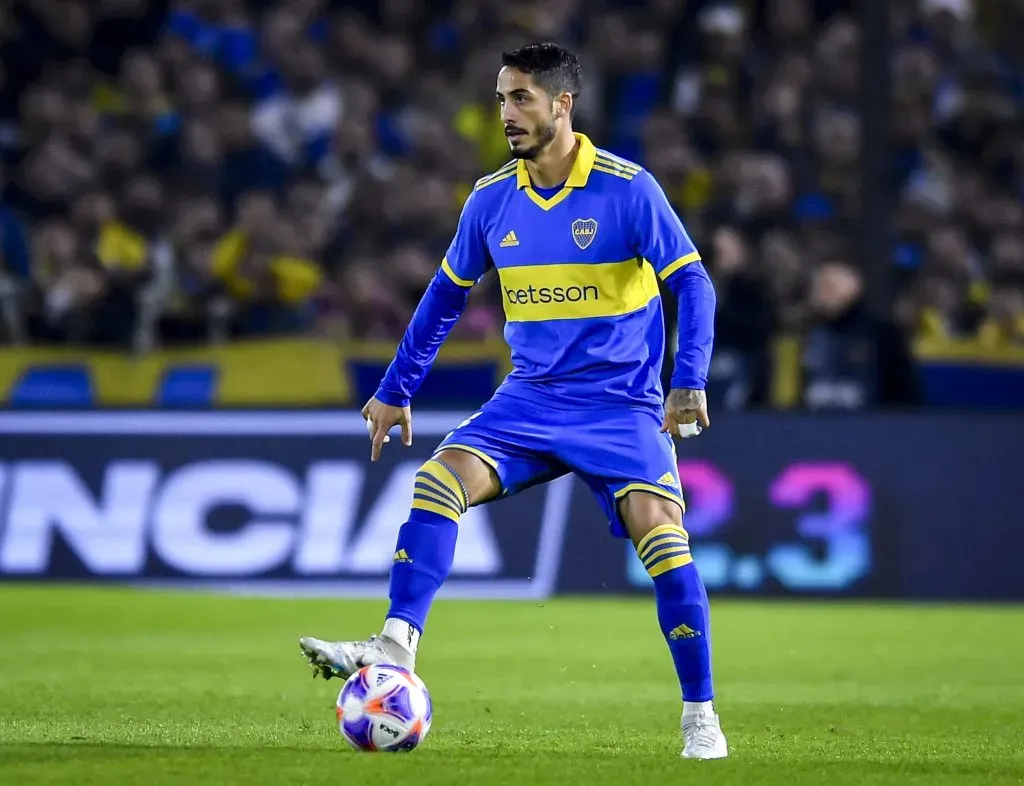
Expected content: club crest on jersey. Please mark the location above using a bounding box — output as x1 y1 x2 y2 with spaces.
571 218 598 250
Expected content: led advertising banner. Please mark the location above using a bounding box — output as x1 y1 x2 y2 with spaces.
1 412 1021 600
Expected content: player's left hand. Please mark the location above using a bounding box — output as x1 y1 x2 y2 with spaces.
361 396 413 461
662 388 710 438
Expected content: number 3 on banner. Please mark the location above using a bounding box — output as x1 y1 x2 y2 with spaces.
766 462 871 590
626 461 872 592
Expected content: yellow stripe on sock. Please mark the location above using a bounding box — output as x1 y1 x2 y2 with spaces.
638 531 689 562
641 544 691 569
637 524 689 562
415 475 464 512
647 553 694 577
420 459 468 510
412 488 461 515
411 497 462 523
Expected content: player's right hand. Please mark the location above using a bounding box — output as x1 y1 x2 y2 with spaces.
662 388 710 438
361 396 413 462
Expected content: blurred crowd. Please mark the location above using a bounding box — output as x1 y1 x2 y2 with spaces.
0 0 1021 388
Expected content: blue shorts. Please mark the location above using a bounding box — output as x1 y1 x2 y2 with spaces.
434 392 684 539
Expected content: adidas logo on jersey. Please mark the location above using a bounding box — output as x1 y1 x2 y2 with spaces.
668 624 700 640
499 231 519 247
393 549 413 564
657 472 678 488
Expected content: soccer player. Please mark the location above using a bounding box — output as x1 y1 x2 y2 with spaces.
300 43 726 759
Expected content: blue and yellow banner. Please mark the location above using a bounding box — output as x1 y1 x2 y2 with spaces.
2 335 1021 409
0 339 513 408
770 335 1024 409
912 338 1024 408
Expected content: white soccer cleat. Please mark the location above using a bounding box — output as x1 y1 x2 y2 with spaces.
299 635 414 681
680 706 729 759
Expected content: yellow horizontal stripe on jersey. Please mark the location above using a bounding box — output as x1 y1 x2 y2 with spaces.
498 259 660 322
658 251 702 280
441 257 475 287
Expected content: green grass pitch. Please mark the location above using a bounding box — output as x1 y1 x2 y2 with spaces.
1 586 1023 785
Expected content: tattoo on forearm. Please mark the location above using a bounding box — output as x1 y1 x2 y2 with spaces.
674 389 705 411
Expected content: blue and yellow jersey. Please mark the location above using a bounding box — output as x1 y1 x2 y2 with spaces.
96 221 149 271
439 133 702 408
211 229 322 304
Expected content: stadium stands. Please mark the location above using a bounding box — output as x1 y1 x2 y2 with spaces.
0 0 1021 408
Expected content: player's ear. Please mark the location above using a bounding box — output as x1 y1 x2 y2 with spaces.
554 91 572 120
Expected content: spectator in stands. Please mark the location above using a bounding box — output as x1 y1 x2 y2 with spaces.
0 164 31 342
980 231 1024 345
797 260 921 409
215 102 292 209
703 226 775 410
30 218 104 343
334 256 407 340
162 193 225 343
210 190 323 335
85 176 171 348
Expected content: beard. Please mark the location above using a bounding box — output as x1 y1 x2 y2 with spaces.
509 120 557 160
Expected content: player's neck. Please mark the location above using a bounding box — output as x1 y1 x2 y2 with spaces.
525 129 578 189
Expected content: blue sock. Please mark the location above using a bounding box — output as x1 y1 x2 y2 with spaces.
385 458 467 635
639 524 714 702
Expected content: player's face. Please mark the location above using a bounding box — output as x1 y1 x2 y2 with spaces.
496 67 560 160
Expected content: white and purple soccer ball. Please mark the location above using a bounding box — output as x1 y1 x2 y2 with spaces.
335 664 432 752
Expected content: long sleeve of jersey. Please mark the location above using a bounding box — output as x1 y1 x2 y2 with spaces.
665 261 716 390
374 271 471 407
375 189 490 407
630 169 716 390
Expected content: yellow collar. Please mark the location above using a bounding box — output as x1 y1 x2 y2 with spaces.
516 133 597 190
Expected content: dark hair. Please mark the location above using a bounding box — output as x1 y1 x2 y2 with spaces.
501 43 582 104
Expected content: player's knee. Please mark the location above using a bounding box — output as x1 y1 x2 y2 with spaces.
432 448 502 506
622 494 691 580
620 493 690 579
412 457 470 523
619 491 684 545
